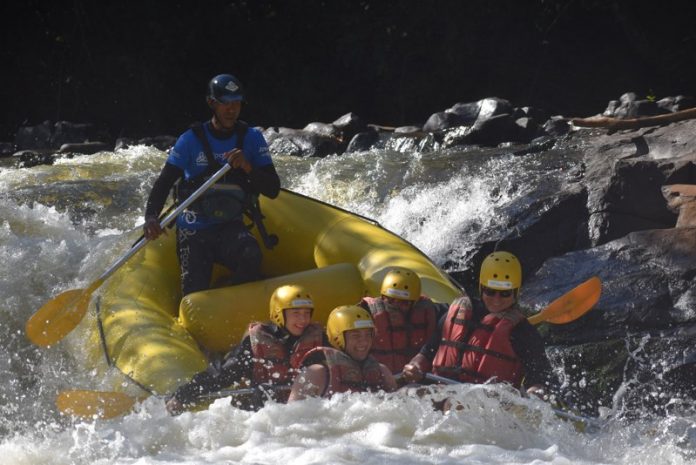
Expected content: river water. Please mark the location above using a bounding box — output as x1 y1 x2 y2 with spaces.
0 143 694 464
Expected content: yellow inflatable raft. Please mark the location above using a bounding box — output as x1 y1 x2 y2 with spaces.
89 189 463 395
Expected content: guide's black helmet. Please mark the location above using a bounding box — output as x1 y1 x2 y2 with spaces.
207 74 244 103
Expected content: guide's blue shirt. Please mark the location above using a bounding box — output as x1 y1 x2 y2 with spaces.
166 122 273 229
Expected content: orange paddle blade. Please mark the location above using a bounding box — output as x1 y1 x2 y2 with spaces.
527 276 601 325
56 390 143 420
25 287 94 347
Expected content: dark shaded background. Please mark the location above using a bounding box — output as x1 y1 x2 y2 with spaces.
2 0 695 141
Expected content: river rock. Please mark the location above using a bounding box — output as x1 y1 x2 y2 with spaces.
303 122 341 139
51 121 99 148
392 126 424 137
58 141 111 155
345 127 380 153
603 92 671 118
662 184 696 227
332 112 367 142
15 121 53 150
523 227 696 412
423 97 514 133
137 135 177 151
542 116 570 136
448 101 484 125
15 121 110 151
583 120 696 246
467 113 524 146
450 183 590 295
423 111 467 132
12 149 55 168
656 95 696 113
267 128 341 157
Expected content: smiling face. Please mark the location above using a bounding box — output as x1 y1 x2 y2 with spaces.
209 99 241 130
481 286 516 313
343 328 374 361
383 296 414 312
283 307 312 337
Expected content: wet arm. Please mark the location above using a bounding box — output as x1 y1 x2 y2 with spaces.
511 323 560 393
144 162 183 219
288 364 329 401
172 337 254 405
247 164 280 199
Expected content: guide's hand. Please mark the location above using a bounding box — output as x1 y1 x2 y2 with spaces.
224 149 252 173
143 216 165 240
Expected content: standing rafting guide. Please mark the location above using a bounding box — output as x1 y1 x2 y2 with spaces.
143 74 281 296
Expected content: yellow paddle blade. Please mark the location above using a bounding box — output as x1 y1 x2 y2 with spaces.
56 390 142 420
527 276 601 325
25 288 94 347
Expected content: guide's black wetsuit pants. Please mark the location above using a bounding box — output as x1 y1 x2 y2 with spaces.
177 220 262 297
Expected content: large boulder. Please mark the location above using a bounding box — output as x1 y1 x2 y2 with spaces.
662 184 696 227
303 122 341 139
266 127 341 157
423 97 514 133
345 127 380 153
423 111 467 132
582 120 696 246
332 112 367 143
523 227 696 412
450 184 590 295
15 120 112 152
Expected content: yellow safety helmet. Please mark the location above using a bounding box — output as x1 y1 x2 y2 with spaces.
269 284 314 327
326 305 375 350
380 266 421 301
479 251 522 291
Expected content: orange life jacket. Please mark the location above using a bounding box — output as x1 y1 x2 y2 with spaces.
363 296 438 373
249 322 325 384
301 347 386 397
432 297 524 387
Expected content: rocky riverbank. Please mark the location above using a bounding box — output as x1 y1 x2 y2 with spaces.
4 92 693 167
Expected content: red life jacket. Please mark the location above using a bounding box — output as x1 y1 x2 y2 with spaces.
363 296 438 373
301 347 386 397
249 322 324 384
432 297 524 387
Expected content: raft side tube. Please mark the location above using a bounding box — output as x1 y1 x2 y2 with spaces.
255 190 462 303
180 262 367 352
312 215 463 304
96 232 207 394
